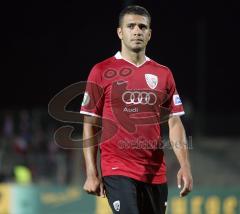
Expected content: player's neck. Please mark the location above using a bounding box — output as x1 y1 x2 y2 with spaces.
120 49 146 66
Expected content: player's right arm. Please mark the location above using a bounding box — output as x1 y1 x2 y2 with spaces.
83 115 105 197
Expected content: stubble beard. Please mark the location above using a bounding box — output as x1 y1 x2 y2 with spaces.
129 43 145 53
122 40 146 54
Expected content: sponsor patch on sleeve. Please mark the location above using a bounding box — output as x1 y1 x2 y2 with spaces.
173 94 182 106
81 91 90 106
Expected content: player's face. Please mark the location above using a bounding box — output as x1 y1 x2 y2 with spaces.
117 14 151 53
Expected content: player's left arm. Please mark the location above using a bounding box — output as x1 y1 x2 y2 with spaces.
168 116 193 197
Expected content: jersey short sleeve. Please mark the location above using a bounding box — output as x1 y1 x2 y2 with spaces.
164 69 185 117
80 65 104 118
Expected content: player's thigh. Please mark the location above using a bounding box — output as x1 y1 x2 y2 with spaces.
142 182 168 214
103 175 140 214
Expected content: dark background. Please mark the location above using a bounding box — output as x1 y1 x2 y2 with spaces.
2 0 240 136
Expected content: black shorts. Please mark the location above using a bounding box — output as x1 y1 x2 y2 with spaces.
103 175 168 214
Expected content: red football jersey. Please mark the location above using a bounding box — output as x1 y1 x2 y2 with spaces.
80 52 184 184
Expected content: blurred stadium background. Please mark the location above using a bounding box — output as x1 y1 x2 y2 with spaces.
1 0 239 213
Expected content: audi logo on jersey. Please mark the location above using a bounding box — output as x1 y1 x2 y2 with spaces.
122 91 157 105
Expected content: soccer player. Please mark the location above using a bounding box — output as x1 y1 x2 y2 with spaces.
81 5 193 214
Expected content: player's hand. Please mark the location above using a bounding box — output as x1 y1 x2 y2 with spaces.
83 175 106 198
177 165 193 197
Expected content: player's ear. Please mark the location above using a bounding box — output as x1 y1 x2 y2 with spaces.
117 27 123 40
148 28 152 41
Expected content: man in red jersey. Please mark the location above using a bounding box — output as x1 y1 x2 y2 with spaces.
81 5 193 214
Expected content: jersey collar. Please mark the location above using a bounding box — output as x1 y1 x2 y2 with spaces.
114 51 150 68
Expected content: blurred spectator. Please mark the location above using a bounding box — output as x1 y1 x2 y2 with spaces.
0 173 6 182
13 136 28 155
2 112 14 138
14 165 32 185
0 109 77 185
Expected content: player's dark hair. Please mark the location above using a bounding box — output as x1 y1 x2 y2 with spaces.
119 5 151 27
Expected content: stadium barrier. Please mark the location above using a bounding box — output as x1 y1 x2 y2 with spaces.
0 184 239 214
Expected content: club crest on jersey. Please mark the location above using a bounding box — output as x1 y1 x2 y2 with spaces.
145 74 158 89
113 200 120 212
